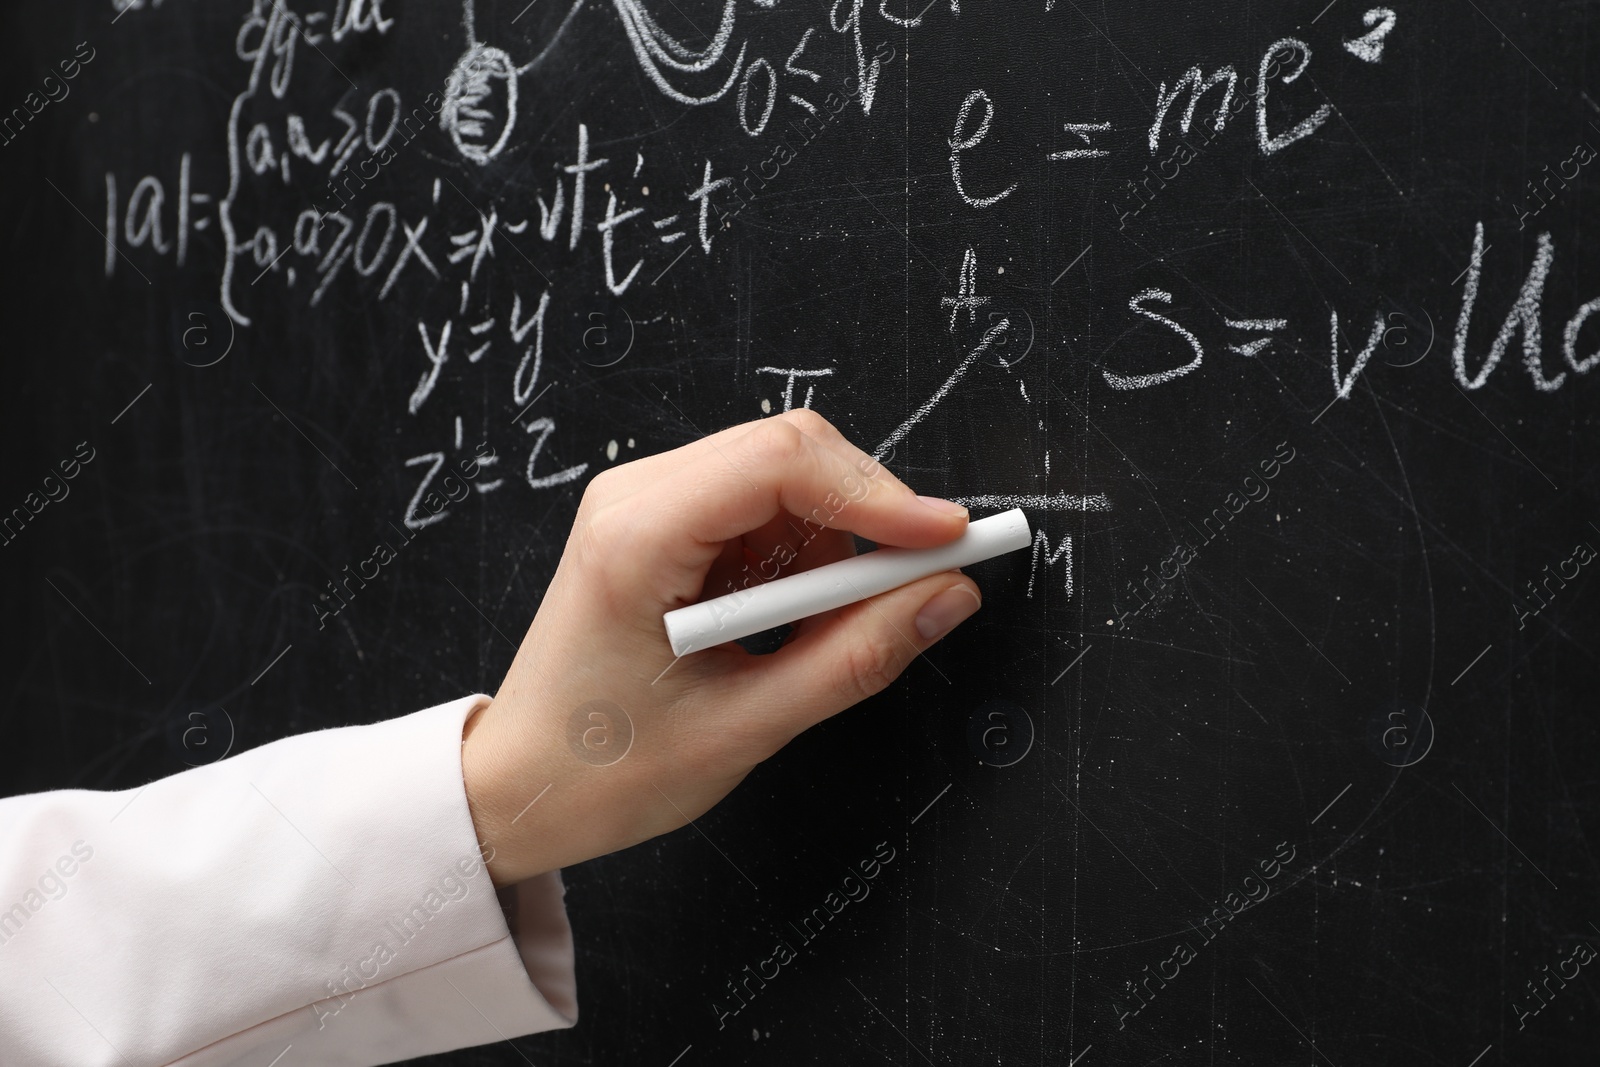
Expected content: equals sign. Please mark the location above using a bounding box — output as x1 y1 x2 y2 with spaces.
1223 317 1287 357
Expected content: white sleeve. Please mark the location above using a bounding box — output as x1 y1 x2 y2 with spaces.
0 696 578 1067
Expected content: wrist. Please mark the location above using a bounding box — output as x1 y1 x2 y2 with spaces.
461 700 533 886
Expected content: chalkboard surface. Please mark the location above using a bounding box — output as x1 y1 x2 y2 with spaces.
3 1 1599 1064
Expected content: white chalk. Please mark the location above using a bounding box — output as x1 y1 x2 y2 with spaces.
664 508 1033 657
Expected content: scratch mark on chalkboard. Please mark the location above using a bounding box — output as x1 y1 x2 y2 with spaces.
1055 393 1159 490
1052 0 1159 91
110 383 153 425
1365 393 1501 468
251 643 294 685
1050 645 1092 685
1068 628 1255 666
48 176 151 284
1310 0 1342 24
509 380 557 427
1462 0 1558 90
651 240 694 285
653 783 760 890
1052 782 1161 890
1450 385 1559 490
1309 395 1517 604
1236 693 1271 727
1452 782 1559 889
911 782 953 824
517 0 587 73
873 318 1008 460
1051 244 1092 287
843 177 950 284
1451 644 1493 685
845 978 937 1066
1316 91 1417 212
443 576 518 648
251 241 294 285
252 383 361 490
1364 383 1439 712
1310 395 1341 424
1243 577 1350 685
1311 782 1352 824
275 0 359 91
1245 178 1351 284
1244 976 1337 1066
45 577 152 685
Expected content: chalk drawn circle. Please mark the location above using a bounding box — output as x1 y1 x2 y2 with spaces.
1364 701 1433 767
442 45 519 165
173 301 236 368
967 700 1035 768
169 706 236 767
567 700 634 766
979 308 1035 369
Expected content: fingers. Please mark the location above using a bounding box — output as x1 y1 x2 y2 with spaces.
740 511 859 577
571 410 968 639
698 537 750 605
700 516 857 629
620 419 966 582
579 410 897 512
771 410 915 500
719 571 982 737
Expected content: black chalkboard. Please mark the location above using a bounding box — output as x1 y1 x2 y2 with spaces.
4 1 1599 1064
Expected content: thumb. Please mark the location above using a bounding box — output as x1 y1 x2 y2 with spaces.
726 571 982 734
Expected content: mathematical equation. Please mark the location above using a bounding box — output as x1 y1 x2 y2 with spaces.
89 0 1598 600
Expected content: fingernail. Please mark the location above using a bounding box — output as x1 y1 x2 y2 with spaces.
916 495 968 518
915 585 981 641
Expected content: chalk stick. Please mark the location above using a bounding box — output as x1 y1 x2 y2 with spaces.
664 508 1033 657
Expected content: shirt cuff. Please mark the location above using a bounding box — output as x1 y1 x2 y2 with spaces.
173 694 578 1066
0 694 577 1067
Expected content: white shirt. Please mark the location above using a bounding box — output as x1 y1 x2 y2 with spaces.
0 696 578 1066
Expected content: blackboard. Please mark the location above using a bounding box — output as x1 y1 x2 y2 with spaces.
3 1 1599 1064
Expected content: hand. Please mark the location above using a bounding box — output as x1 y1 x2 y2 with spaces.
460 411 981 886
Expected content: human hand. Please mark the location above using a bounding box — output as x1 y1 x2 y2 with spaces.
460 410 981 886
